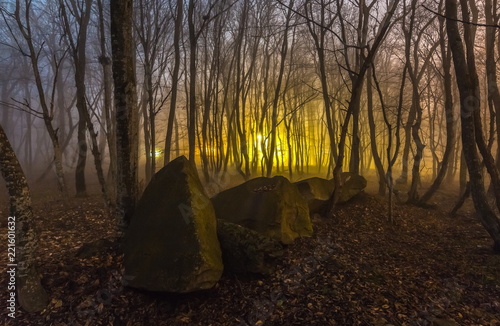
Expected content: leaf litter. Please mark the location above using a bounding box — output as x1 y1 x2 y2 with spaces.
0 192 499 325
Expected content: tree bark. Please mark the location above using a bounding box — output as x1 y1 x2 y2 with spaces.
446 0 500 251
111 0 139 230
0 123 48 312
366 68 386 196
164 0 183 165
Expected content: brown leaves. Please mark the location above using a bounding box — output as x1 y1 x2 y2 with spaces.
1 193 500 325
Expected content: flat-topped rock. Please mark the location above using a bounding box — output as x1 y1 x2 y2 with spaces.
294 177 334 213
211 176 313 244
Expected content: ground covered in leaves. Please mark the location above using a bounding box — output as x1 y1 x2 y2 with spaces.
1 191 500 325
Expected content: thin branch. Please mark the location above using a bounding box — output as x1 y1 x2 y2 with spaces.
0 99 45 119
275 0 368 50
422 4 500 28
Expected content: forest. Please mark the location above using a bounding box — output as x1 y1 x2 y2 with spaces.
1 0 500 325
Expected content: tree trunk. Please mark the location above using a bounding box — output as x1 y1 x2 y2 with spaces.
326 0 400 216
187 0 197 163
366 68 386 195
164 0 183 165
97 0 117 204
0 123 48 312
418 14 454 205
446 0 500 251
111 0 139 230
266 0 294 177
75 118 88 196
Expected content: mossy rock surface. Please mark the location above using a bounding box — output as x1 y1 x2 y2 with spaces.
124 156 222 293
294 177 334 213
338 172 367 203
212 176 312 244
217 219 283 275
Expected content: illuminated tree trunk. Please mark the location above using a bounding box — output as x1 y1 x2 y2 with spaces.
304 0 338 167
231 0 253 180
446 0 500 251
0 123 48 312
266 0 294 177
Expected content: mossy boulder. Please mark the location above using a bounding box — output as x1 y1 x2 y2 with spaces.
338 172 367 203
294 177 334 213
217 219 283 275
211 176 312 244
124 156 223 293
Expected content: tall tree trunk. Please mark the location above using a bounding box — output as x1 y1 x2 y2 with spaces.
327 0 400 216
111 0 139 230
366 68 386 195
75 119 87 196
0 123 48 312
266 0 293 177
484 0 500 172
418 13 454 205
446 0 500 251
164 0 183 165
61 0 109 203
187 0 197 163
97 0 117 203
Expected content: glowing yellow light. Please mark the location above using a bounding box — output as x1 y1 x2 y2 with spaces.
150 150 163 157
257 134 263 142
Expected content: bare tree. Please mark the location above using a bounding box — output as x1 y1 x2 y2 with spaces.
59 0 110 203
446 0 500 251
418 2 455 205
327 0 400 215
1 0 68 195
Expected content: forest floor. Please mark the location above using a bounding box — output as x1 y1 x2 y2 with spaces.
1 188 500 326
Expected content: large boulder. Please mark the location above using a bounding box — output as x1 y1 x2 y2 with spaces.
211 176 312 244
294 177 334 213
124 156 223 293
217 220 283 275
338 172 367 203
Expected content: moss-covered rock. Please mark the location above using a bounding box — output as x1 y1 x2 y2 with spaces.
124 156 223 293
217 219 283 275
211 176 312 244
294 177 334 213
338 172 367 203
